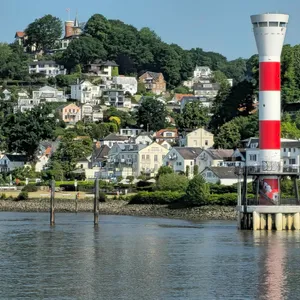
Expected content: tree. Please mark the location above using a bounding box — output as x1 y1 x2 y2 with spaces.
214 122 241 149
52 133 93 176
174 86 190 94
156 173 189 192
281 121 300 139
84 14 111 42
25 14 62 51
193 165 199 176
185 175 210 206
137 97 167 131
185 165 190 177
156 166 173 179
2 106 56 160
62 36 107 70
176 102 210 132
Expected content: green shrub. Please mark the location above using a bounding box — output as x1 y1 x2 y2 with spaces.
0 193 6 200
209 184 237 194
22 184 38 192
129 191 185 205
99 192 106 202
184 175 210 206
17 191 29 201
156 173 189 192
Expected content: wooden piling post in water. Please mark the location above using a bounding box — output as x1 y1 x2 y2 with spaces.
94 178 99 226
50 179 55 226
75 193 78 213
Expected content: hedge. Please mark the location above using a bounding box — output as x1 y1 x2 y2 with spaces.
129 191 185 205
129 191 254 206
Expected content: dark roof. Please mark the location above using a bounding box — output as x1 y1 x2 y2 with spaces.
103 133 129 141
205 149 234 159
174 147 202 159
204 167 237 179
193 83 220 90
29 60 58 66
281 141 300 148
6 154 27 162
93 145 110 162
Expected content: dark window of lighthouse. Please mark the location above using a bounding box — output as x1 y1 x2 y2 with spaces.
259 22 267 27
253 23 259 28
269 22 278 27
280 22 286 27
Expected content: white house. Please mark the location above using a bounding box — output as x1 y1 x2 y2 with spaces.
71 80 101 105
113 76 138 95
134 133 153 145
180 96 212 112
120 128 142 137
2 89 11 101
201 167 238 185
32 86 66 102
0 154 27 172
15 98 40 113
163 147 203 178
193 66 212 79
35 155 49 172
28 61 66 78
244 137 300 169
102 133 130 148
196 149 245 173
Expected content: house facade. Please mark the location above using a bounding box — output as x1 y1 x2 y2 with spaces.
84 60 118 79
102 89 129 108
138 142 169 176
180 128 214 148
193 66 212 79
163 147 203 178
201 167 238 185
32 86 66 102
113 76 138 95
0 154 27 173
71 80 101 104
196 149 245 173
119 128 142 137
102 133 130 148
139 71 166 95
58 103 81 124
193 82 220 99
180 96 211 112
28 61 66 78
154 128 178 144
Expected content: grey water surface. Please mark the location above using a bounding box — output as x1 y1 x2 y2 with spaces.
1 212 300 300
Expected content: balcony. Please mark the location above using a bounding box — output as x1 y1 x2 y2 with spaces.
235 165 300 176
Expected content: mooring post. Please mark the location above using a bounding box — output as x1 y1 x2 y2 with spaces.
75 192 78 213
50 179 55 226
94 178 99 226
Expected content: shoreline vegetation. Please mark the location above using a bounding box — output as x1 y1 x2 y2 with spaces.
0 198 236 221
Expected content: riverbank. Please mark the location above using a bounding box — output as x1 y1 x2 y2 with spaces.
0 199 236 221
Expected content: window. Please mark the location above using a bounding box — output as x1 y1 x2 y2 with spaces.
259 22 268 27
190 161 193 166
176 162 182 166
289 148 291 152
205 140 208 146
154 155 158 162
166 132 173 137
280 22 286 27
146 155 150 160
269 21 278 27
142 155 145 160
206 171 212 178
253 22 259 28
289 159 296 165
284 148 286 152
249 154 257 161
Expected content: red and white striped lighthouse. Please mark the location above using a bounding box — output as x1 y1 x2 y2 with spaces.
251 13 289 204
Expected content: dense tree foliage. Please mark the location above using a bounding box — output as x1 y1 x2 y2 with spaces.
156 173 189 192
25 14 62 51
137 97 167 131
2 106 56 159
185 175 210 206
176 102 210 132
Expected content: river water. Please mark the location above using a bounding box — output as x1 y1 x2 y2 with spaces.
1 213 300 300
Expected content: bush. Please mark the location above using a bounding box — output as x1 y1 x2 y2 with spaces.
99 192 106 202
207 193 240 206
209 184 237 194
22 184 38 192
184 175 210 206
156 173 189 192
17 191 29 201
0 193 6 200
129 191 185 205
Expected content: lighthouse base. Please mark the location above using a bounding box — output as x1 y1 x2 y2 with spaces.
237 206 300 231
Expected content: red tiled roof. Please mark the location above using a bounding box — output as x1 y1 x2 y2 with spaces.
15 31 25 38
174 93 194 102
44 146 52 156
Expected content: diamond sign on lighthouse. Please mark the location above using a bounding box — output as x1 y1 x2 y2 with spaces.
250 13 289 204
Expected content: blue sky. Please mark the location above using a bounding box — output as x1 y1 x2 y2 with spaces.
1 0 299 60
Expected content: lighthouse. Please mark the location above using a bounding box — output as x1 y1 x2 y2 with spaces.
250 13 289 204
